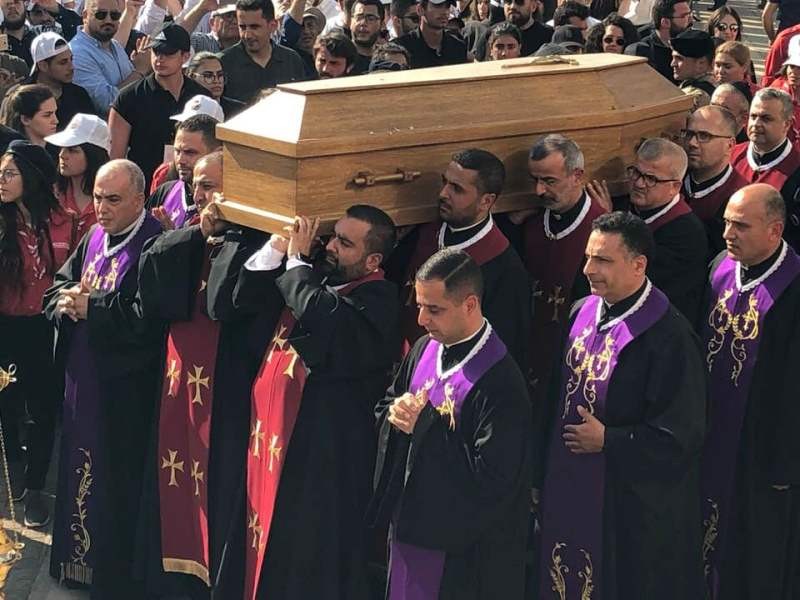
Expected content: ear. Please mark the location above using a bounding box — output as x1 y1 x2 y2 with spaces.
365 252 382 272
464 293 480 314
770 219 785 241
478 191 497 212
416 3 424 16
572 167 585 185
634 253 648 275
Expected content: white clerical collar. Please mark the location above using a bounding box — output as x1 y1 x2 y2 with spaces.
735 240 787 292
544 192 591 240
436 319 492 380
747 140 792 172
641 195 680 225
103 209 146 258
684 165 733 199
438 216 494 252
595 279 653 331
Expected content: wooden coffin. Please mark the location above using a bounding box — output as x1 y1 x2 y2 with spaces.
216 54 693 233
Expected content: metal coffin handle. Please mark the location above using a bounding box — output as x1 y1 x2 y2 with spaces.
351 169 422 187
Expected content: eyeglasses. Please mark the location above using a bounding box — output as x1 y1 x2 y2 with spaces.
30 6 59 17
198 70 225 83
0 170 20 181
93 10 122 21
714 23 739 32
626 165 678 188
353 13 380 23
602 36 625 45
680 129 732 143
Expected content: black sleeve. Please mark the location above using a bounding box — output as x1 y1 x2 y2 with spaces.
145 182 172 210
43 228 90 329
111 82 137 124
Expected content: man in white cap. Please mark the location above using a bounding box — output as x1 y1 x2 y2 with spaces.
26 0 82 39
24 31 97 129
147 111 222 230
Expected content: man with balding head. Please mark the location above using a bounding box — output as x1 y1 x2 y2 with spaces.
681 105 748 256
711 82 752 144
700 183 800 600
626 137 708 321
44 159 163 596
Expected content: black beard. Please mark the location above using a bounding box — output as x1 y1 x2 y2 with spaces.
3 16 25 31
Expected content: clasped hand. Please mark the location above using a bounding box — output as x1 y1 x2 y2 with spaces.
563 405 605 454
56 279 90 322
387 390 428 434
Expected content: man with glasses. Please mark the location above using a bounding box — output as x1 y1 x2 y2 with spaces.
625 0 693 82
731 88 800 251
350 0 383 73
626 137 708 321
27 0 82 39
70 0 152 115
681 105 747 256
0 0 38 66
389 0 418 38
396 0 467 68
190 4 242 53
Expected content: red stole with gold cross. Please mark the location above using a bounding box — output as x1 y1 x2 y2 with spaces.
156 242 221 586
243 268 385 600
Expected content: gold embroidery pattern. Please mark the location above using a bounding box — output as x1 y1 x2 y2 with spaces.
702 499 720 577
70 448 93 566
563 328 614 419
0 364 17 393
161 449 185 487
436 382 457 430
267 434 282 472
550 543 568 600
248 512 264 550
578 549 594 600
705 289 760 386
548 286 566 322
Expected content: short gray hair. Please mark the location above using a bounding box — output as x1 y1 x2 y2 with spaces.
711 83 750 116
637 138 688 180
99 159 146 195
529 133 585 172
754 87 794 121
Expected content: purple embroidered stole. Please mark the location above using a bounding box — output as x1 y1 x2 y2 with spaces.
389 325 507 600
162 180 194 229
55 213 161 585
538 282 669 600
701 243 800 599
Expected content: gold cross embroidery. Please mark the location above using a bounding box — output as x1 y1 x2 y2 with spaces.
84 254 101 288
190 460 204 497
248 512 264 549
283 346 300 378
268 434 282 472
161 449 184 487
548 285 566 322
436 382 457 431
266 325 289 364
187 365 210 405
250 419 265 458
0 364 17 393
103 257 120 291
166 360 180 397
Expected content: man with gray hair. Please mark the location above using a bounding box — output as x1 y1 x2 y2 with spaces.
681 104 748 256
521 133 606 398
626 137 708 321
711 82 752 144
43 158 164 596
731 87 800 251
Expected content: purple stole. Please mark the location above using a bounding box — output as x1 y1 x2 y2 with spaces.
162 180 194 229
538 282 669 600
55 212 161 585
389 324 507 600
701 243 800 598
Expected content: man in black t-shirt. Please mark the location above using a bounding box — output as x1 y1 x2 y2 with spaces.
395 0 467 68
350 0 384 74
473 0 553 60
625 0 693 83
763 0 800 42
1 0 37 66
109 24 210 190
26 31 97 130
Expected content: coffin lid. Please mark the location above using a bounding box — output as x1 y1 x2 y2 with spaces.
216 54 692 158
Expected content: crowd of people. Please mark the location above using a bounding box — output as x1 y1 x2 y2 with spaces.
0 0 799 598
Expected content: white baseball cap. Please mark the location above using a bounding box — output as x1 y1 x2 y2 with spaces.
784 49 800 68
170 95 225 123
45 114 111 153
30 31 69 75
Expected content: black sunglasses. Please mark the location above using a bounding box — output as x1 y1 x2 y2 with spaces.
30 6 59 17
93 10 122 21
602 36 625 45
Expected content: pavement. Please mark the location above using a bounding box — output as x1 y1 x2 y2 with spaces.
0 1 773 598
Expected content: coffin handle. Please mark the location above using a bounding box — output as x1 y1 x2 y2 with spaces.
352 169 422 187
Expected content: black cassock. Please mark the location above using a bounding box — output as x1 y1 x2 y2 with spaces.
703 252 800 600
533 299 707 600
43 228 163 600
133 224 270 599
214 259 399 600
367 333 532 599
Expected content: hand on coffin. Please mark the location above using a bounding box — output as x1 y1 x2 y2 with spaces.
151 206 175 231
586 179 613 213
563 405 605 454
269 233 289 255
287 215 320 258
200 198 231 238
387 390 427 434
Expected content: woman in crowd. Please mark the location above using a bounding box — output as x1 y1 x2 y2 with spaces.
486 22 522 61
0 84 58 148
45 114 110 242
707 5 744 43
584 12 638 54
714 41 756 88
185 52 243 118
0 140 76 529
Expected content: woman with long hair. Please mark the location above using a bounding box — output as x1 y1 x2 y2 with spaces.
584 12 638 53
45 113 110 241
0 84 58 147
0 140 76 528
185 52 243 119
707 6 744 43
714 42 754 85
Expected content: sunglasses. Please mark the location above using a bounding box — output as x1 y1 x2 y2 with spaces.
93 10 122 20
602 36 625 45
30 6 59 17
714 23 739 32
